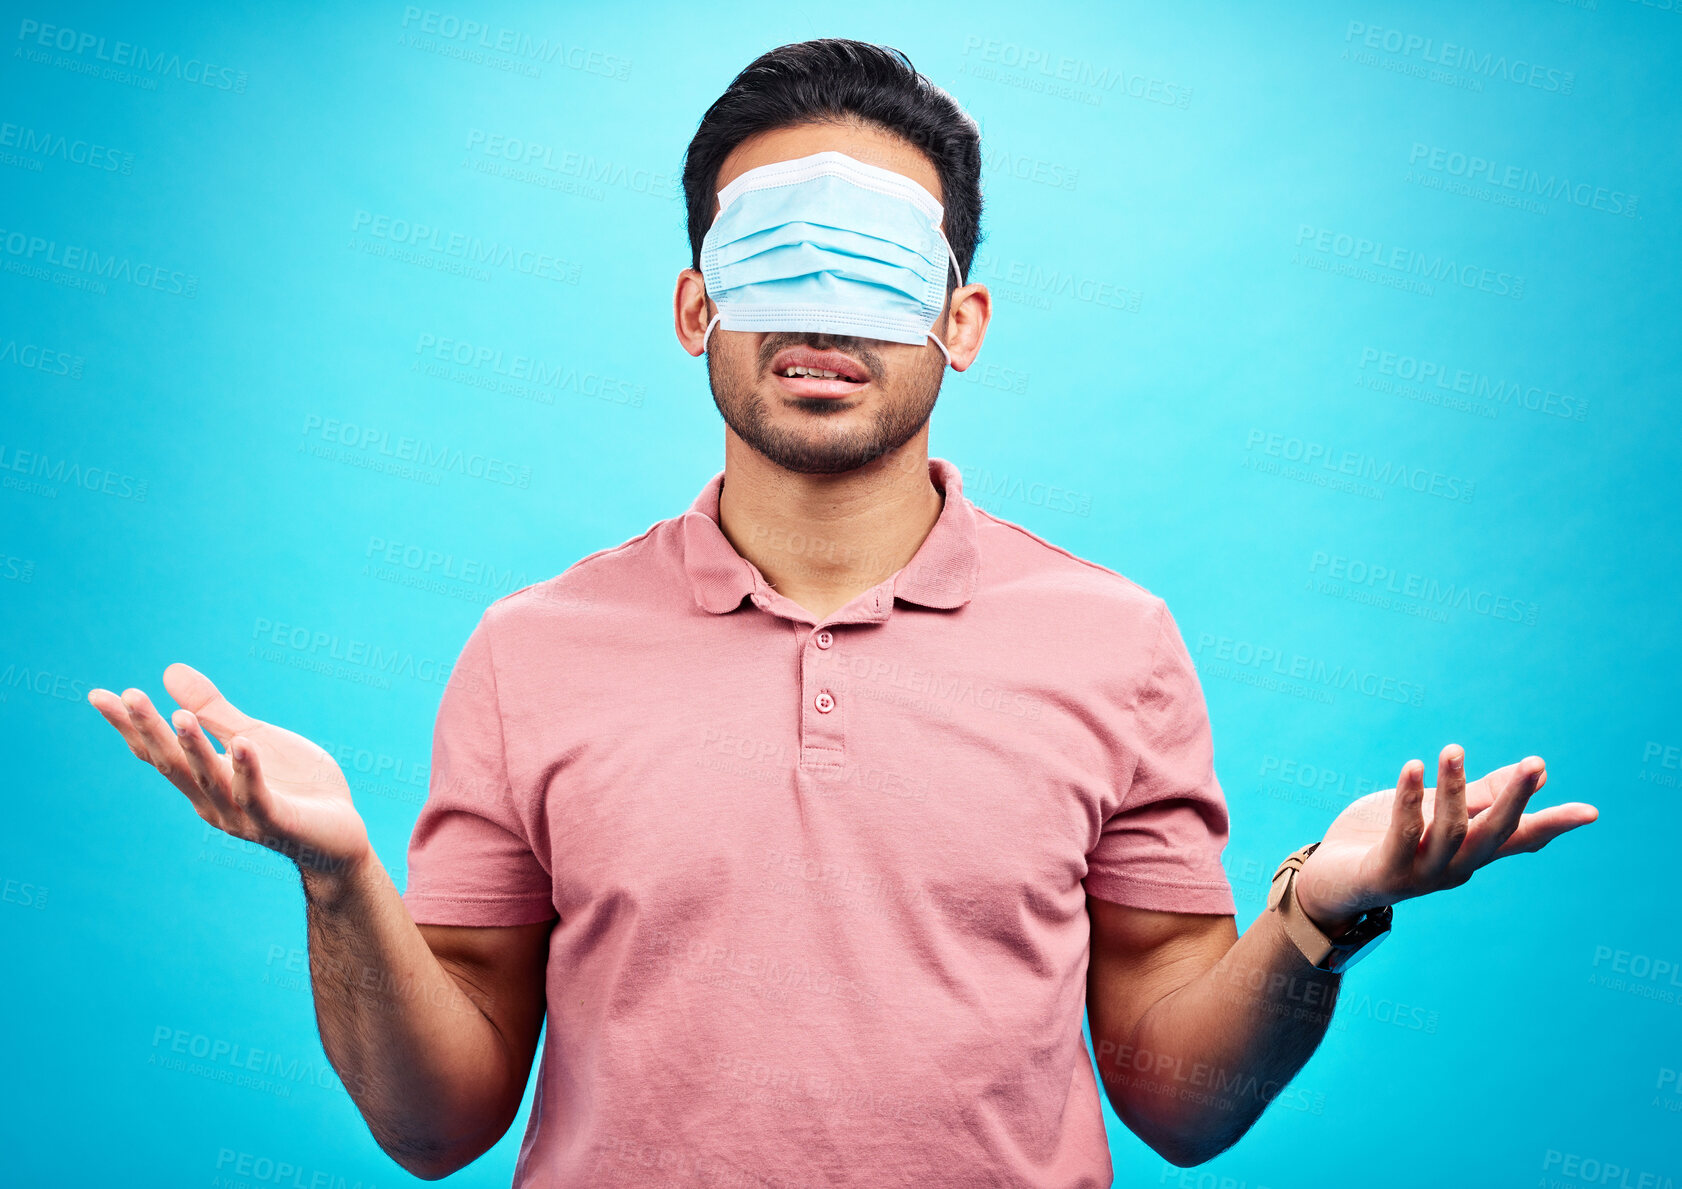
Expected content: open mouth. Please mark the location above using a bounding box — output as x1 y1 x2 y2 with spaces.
769 346 871 399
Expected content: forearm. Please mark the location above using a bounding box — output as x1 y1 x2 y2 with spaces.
1092 906 1339 1165
301 851 527 1178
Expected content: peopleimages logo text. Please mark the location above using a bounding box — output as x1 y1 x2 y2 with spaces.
399 7 630 79
1407 144 1637 217
1308 552 1539 625
1194 633 1426 707
1295 225 1523 298
1344 22 1574 94
15 19 248 91
1245 429 1476 503
0 226 197 296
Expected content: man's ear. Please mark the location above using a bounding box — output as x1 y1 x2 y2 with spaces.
674 268 713 358
940 282 992 372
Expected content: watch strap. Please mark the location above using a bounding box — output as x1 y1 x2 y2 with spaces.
1268 843 1339 969
1267 843 1393 973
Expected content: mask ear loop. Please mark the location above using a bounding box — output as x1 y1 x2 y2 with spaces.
702 311 722 352
926 228 965 368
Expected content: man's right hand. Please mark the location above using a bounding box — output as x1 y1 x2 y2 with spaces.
90 663 549 1177
88 663 371 878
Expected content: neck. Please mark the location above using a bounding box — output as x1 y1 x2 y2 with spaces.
716 433 944 622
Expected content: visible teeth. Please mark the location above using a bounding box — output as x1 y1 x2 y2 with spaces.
783 366 847 379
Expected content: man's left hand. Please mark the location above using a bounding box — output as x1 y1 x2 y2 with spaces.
1293 746 1598 935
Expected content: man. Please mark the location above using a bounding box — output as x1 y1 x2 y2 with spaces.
89 39 1596 1188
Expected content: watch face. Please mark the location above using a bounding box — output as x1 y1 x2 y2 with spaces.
1327 926 1389 974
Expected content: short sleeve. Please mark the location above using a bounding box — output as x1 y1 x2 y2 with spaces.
1084 598 1236 915
401 610 556 926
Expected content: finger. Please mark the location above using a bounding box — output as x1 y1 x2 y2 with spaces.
1491 803 1598 858
89 688 158 763
162 663 258 746
1463 771 1500 817
171 709 240 823
121 688 223 824
1459 757 1545 867
1418 744 1469 880
1462 757 1536 816
229 736 282 837
1375 759 1427 880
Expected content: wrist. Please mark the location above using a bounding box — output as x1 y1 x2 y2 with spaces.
299 845 379 910
1268 843 1394 974
1292 855 1369 938
1297 899 1359 939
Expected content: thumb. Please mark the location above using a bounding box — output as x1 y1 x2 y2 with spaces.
161 663 259 745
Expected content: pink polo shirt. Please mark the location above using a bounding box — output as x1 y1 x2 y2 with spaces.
401 456 1235 1188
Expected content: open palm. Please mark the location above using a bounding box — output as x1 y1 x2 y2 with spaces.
88 663 370 874
1294 746 1598 931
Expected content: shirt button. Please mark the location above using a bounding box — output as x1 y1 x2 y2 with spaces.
815 630 834 650
814 691 835 714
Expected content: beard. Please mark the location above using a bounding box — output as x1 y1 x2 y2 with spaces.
706 330 945 475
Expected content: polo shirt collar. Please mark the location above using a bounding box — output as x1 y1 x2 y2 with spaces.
681 456 979 617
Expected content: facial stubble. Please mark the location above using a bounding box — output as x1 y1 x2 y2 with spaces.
706 332 946 476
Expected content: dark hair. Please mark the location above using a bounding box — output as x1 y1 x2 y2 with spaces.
681 39 983 292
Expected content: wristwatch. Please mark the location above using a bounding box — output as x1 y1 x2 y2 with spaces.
1267 843 1392 974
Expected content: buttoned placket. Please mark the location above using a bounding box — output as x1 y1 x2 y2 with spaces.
746 577 897 773
684 467 978 780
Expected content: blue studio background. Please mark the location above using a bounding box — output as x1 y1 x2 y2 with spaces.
3 1 1679 1185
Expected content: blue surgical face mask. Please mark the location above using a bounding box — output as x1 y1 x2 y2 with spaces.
700 150 965 366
